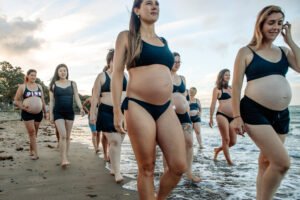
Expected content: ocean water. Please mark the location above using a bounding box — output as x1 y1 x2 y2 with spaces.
71 106 300 200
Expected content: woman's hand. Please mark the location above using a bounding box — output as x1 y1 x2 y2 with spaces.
282 22 293 45
230 116 246 137
89 112 96 125
209 118 213 128
114 109 126 134
80 108 85 117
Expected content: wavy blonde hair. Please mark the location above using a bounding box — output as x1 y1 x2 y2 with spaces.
249 5 285 49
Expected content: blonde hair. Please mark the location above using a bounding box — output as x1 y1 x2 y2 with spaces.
190 87 197 93
249 5 285 49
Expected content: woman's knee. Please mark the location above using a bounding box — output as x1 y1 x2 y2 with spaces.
27 129 36 136
274 158 290 174
222 137 230 145
168 159 187 176
139 162 155 177
229 140 236 147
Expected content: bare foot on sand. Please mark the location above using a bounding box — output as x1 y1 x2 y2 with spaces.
115 173 123 183
61 161 70 168
30 155 39 160
214 147 221 160
187 175 202 183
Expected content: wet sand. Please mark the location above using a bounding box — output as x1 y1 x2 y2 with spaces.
0 112 138 200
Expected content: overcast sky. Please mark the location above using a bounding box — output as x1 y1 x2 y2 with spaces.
1 0 299 107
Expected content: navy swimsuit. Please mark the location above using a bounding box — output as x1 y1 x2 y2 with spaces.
122 37 174 121
190 99 201 123
216 88 233 123
97 72 127 132
53 82 75 121
21 85 43 122
240 46 290 134
172 76 192 125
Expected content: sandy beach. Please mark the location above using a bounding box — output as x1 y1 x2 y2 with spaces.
0 112 138 200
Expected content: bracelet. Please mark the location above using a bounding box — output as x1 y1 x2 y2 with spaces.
233 115 241 119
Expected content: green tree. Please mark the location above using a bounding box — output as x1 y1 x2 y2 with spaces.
36 78 50 104
0 61 24 103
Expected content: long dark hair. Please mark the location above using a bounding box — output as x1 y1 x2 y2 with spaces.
49 64 69 92
126 0 143 69
24 69 37 83
102 49 114 72
216 69 230 90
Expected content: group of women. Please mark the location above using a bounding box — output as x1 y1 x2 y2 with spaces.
14 1 299 200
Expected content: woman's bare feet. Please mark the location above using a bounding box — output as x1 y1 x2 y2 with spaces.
214 147 221 160
30 155 39 160
115 173 123 183
187 174 202 183
61 161 70 168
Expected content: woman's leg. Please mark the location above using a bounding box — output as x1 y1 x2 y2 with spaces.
104 132 125 183
125 101 157 200
193 122 203 148
246 125 290 200
55 119 69 166
183 124 201 182
96 132 100 152
24 120 38 159
101 133 109 161
214 115 233 165
65 120 74 157
156 107 187 200
55 126 59 148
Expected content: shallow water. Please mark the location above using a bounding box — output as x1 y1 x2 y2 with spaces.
71 106 300 200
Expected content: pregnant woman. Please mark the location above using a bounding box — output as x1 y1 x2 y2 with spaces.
14 69 46 160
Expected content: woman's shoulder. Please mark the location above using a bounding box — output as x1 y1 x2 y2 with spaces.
278 46 289 56
116 30 129 42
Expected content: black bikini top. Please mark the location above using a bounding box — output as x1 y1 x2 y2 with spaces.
133 37 174 70
173 76 186 93
218 88 231 100
245 46 289 82
190 100 200 111
100 72 127 94
23 85 42 99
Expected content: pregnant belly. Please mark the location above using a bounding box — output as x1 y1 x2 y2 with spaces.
23 97 42 114
245 75 292 111
172 93 189 114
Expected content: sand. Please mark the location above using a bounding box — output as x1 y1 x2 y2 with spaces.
0 112 138 200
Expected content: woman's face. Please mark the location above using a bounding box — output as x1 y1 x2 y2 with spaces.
58 67 68 79
136 0 160 23
27 72 37 83
172 56 181 72
223 71 230 82
262 12 284 41
189 89 196 97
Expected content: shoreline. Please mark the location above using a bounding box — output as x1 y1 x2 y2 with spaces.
0 116 138 200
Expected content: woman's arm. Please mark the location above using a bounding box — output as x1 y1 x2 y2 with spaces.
282 22 300 72
82 98 90 114
49 90 55 123
90 75 103 124
209 87 218 128
38 84 47 115
72 81 85 116
231 47 248 135
112 31 128 134
14 84 25 110
197 98 202 116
